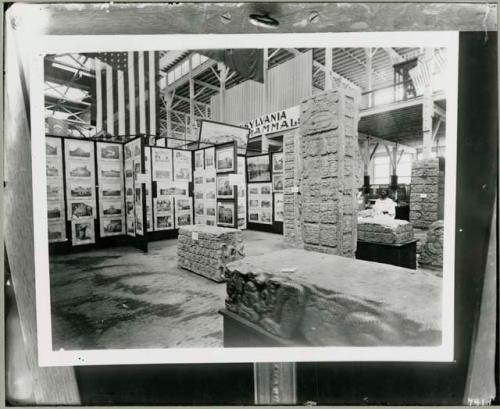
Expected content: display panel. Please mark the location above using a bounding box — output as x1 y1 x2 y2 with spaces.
45 137 66 242
199 119 250 155
97 142 125 237
247 182 273 225
64 139 96 246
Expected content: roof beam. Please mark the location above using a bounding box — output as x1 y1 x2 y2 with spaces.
165 58 217 93
358 132 416 154
433 103 446 120
383 47 404 64
194 79 219 92
313 60 360 91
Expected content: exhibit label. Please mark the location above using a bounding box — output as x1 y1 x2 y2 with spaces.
241 106 300 138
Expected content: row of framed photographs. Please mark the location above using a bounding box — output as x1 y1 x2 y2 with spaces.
246 152 283 184
194 143 238 174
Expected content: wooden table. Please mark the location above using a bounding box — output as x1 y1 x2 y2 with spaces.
355 239 418 269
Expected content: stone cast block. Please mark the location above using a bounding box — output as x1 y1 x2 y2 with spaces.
295 88 360 257
177 225 244 282
418 220 444 272
357 217 414 244
409 158 445 228
225 249 441 346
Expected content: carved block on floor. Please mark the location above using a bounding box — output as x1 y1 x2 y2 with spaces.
178 225 244 282
225 249 441 346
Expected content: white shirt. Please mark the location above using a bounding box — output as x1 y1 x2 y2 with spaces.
372 197 396 218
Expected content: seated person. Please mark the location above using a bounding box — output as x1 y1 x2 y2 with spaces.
372 189 396 218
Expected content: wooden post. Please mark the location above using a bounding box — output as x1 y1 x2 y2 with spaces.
422 48 434 159
188 55 195 140
254 363 297 405
324 47 333 91
218 62 227 122
261 48 269 153
366 48 373 107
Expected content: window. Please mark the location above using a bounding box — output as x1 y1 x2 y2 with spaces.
373 156 390 184
396 153 412 184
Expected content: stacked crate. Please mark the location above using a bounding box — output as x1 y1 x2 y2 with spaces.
177 225 245 282
298 88 360 257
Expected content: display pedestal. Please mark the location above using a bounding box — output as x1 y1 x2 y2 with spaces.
355 239 417 269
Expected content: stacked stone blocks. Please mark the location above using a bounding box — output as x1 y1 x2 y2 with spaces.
283 130 303 247
178 225 244 282
357 218 414 244
409 158 445 228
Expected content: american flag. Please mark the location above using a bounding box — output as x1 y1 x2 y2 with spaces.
88 51 160 137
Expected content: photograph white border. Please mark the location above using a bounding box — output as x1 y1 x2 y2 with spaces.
30 31 458 366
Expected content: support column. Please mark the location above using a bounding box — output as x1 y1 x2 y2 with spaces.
218 62 227 122
391 145 398 188
188 56 195 140
366 48 373 107
324 47 333 91
298 87 360 257
422 48 434 159
261 48 269 153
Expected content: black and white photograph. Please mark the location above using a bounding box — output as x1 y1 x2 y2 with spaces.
24 29 467 373
215 145 235 173
194 149 204 170
69 201 94 219
173 149 192 182
273 173 283 192
272 152 283 173
46 182 63 200
204 147 215 168
66 139 92 159
199 119 250 155
47 222 66 243
45 137 61 157
216 174 235 199
217 201 235 227
101 200 123 216
247 154 271 182
101 218 125 236
99 143 121 160
71 219 95 246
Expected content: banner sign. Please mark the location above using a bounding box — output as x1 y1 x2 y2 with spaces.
241 106 300 138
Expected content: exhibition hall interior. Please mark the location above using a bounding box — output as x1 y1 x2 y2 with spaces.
44 47 447 350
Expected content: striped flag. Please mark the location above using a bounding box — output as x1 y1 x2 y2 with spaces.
90 51 160 137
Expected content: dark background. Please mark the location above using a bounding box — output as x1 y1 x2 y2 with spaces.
73 31 497 405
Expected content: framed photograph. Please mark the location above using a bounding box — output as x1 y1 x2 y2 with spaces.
249 212 259 222
274 193 284 222
217 201 235 227
68 201 94 220
45 137 61 158
124 144 132 160
194 173 204 185
260 210 272 225
157 181 189 197
126 201 134 216
46 182 63 200
47 202 63 222
173 149 192 182
98 143 121 161
216 174 234 199
68 181 94 199
205 206 216 218
155 214 174 231
100 218 124 237
260 183 272 196
125 168 133 179
66 139 92 159
215 144 236 173
47 221 66 243
71 219 95 246
176 213 192 228
126 216 135 237
154 197 173 214
101 200 123 216
99 162 122 180
175 197 192 213
204 147 215 168
205 169 216 185
247 155 271 183
199 119 250 155
135 214 144 235
101 184 122 198
152 148 173 181
195 202 204 216
67 161 92 179
273 173 284 192
194 150 204 170
272 152 283 173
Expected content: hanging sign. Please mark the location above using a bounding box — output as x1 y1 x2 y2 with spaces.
241 106 300 138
